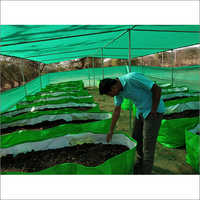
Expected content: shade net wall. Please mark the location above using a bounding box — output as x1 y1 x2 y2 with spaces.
132 65 200 91
1 65 199 113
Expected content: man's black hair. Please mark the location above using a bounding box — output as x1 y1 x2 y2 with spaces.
99 78 117 95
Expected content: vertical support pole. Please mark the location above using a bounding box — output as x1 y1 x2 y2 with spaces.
171 50 174 87
88 58 90 87
174 50 176 67
101 48 104 79
38 63 42 89
93 57 95 87
47 72 50 85
19 61 28 97
46 65 49 85
141 57 144 74
162 51 164 67
128 30 132 73
128 29 132 135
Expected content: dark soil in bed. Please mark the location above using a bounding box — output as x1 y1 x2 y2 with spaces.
2 107 92 118
1 119 98 135
163 96 197 102
1 143 129 172
163 110 199 120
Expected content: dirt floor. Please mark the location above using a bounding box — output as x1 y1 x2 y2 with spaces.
87 87 198 175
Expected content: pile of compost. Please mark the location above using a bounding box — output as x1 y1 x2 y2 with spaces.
1 119 98 135
163 110 199 120
1 143 129 172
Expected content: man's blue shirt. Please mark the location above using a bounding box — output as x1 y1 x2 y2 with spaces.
114 72 165 119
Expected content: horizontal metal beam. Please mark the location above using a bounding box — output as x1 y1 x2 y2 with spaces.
133 28 200 33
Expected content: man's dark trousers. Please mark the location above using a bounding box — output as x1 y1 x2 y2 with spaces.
132 113 163 174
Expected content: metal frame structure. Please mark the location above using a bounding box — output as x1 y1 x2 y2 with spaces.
171 49 174 87
38 63 42 90
19 61 27 97
2 26 196 132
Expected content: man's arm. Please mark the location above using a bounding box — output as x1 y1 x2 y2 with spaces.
150 83 162 116
107 106 121 142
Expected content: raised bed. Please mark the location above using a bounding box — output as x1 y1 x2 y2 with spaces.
1 112 112 135
25 90 89 102
162 86 188 95
46 80 84 90
19 95 93 105
121 99 137 118
185 123 200 173
159 83 172 88
0 133 137 174
0 119 112 149
16 96 94 110
40 87 83 93
121 98 132 110
1 103 98 118
1 106 100 125
162 92 199 102
158 97 200 148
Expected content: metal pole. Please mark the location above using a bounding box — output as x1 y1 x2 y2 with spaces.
38 63 42 89
88 58 90 87
46 65 50 85
174 50 176 67
19 61 28 97
93 57 95 87
101 48 104 79
47 67 50 85
128 29 132 134
103 30 129 49
171 50 174 86
128 30 132 73
141 57 144 74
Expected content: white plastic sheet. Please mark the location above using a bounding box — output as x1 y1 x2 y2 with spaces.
2 103 97 117
165 101 200 114
0 133 136 157
2 113 112 129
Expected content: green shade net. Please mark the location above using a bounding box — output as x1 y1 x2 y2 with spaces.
0 25 199 63
1 65 199 113
185 124 200 173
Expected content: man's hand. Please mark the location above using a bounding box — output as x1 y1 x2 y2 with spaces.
106 132 113 143
106 106 121 143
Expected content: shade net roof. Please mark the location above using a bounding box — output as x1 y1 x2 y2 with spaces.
0 25 199 64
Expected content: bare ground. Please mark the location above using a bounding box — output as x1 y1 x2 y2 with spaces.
87 87 198 175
